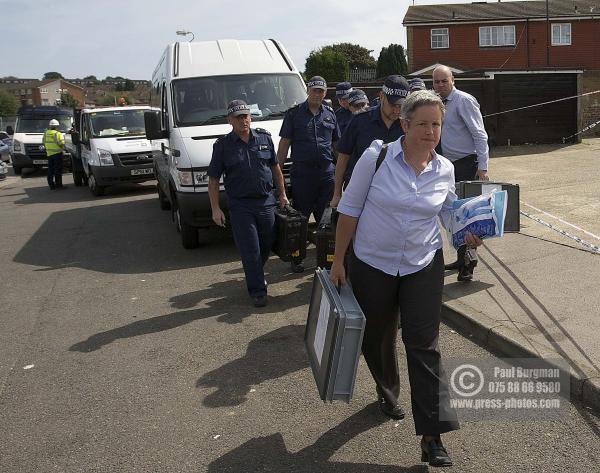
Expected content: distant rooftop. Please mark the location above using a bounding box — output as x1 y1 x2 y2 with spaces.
404 0 600 24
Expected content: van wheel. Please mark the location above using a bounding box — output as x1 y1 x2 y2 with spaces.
158 183 171 210
175 206 199 249
13 166 22 176
88 172 105 197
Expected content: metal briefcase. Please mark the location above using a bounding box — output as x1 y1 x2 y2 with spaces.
456 180 520 232
305 268 366 403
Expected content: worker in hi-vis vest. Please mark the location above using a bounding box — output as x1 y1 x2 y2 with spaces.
42 119 66 189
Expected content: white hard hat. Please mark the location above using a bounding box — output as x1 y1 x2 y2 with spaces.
49 119 59 127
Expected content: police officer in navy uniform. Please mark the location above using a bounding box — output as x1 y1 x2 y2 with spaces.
331 75 409 208
208 100 288 307
334 81 353 137
277 76 340 273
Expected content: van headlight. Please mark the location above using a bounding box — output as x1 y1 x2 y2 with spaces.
177 169 193 186
97 148 114 166
12 140 22 152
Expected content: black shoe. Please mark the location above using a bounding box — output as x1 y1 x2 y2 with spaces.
252 295 267 308
444 260 460 271
290 261 304 273
421 437 453 467
378 394 405 420
56 185 67 190
457 265 473 282
49 185 56 190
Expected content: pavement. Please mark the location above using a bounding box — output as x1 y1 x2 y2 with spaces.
440 138 600 413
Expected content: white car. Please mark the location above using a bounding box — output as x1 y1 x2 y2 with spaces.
0 131 11 162
0 160 8 179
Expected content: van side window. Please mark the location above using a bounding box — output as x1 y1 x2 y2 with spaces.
150 81 161 109
161 84 168 130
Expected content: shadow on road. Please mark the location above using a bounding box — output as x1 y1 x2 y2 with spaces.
13 199 238 274
69 277 311 353
207 404 427 472
196 324 308 407
13 181 157 205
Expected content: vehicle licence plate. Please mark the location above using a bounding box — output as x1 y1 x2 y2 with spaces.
131 168 153 176
33 160 46 165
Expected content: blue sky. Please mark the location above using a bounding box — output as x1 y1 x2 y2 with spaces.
2 0 522 80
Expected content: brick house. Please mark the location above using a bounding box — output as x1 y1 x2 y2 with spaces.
402 0 600 141
0 78 85 107
403 0 600 73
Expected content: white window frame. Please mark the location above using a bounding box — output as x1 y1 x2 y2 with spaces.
431 28 449 49
552 23 571 46
479 25 516 47
40 88 48 94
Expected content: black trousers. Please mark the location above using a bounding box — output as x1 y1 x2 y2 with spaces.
452 154 478 182
452 154 478 266
349 250 459 436
47 153 63 188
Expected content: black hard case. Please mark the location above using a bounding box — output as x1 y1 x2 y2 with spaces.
456 181 521 232
273 205 308 262
316 207 337 269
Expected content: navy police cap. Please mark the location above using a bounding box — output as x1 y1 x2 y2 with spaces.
348 89 368 105
409 78 426 92
382 75 410 105
335 81 353 98
227 99 251 117
307 76 327 90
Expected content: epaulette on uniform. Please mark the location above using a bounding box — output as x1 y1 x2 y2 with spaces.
324 104 334 113
255 128 271 135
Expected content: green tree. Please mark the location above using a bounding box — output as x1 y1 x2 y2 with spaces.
83 75 98 81
305 48 348 83
60 91 81 108
96 95 131 106
123 79 135 91
322 43 376 69
0 91 19 116
43 71 64 80
376 44 408 78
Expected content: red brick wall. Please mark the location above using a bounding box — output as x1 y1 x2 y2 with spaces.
408 19 600 72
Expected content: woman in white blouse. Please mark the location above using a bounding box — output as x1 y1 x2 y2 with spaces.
330 89 482 468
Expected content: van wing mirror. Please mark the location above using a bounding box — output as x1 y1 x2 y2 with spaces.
6 126 14 136
144 111 167 140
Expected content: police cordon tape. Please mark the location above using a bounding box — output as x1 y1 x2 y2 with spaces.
481 89 600 143
519 204 600 255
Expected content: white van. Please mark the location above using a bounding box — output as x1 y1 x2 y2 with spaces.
145 39 306 248
68 106 155 196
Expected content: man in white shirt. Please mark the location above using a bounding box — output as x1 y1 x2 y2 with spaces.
433 65 490 281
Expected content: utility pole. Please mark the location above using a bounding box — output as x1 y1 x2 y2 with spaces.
546 0 550 66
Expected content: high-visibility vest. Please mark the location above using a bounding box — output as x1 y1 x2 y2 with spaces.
42 129 65 157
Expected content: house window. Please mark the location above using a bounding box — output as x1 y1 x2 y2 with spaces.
479 25 515 47
431 28 449 49
552 23 571 45
41 88 48 94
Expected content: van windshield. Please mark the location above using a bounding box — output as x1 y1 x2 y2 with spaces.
15 117 72 133
172 74 307 126
89 109 147 138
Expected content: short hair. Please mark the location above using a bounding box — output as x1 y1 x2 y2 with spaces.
401 89 445 122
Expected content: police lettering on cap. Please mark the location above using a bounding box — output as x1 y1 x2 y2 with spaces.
307 76 327 90
227 99 251 117
382 74 410 105
335 81 353 98
348 89 368 105
409 78 426 92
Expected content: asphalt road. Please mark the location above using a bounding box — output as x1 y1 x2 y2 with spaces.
1 170 599 472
